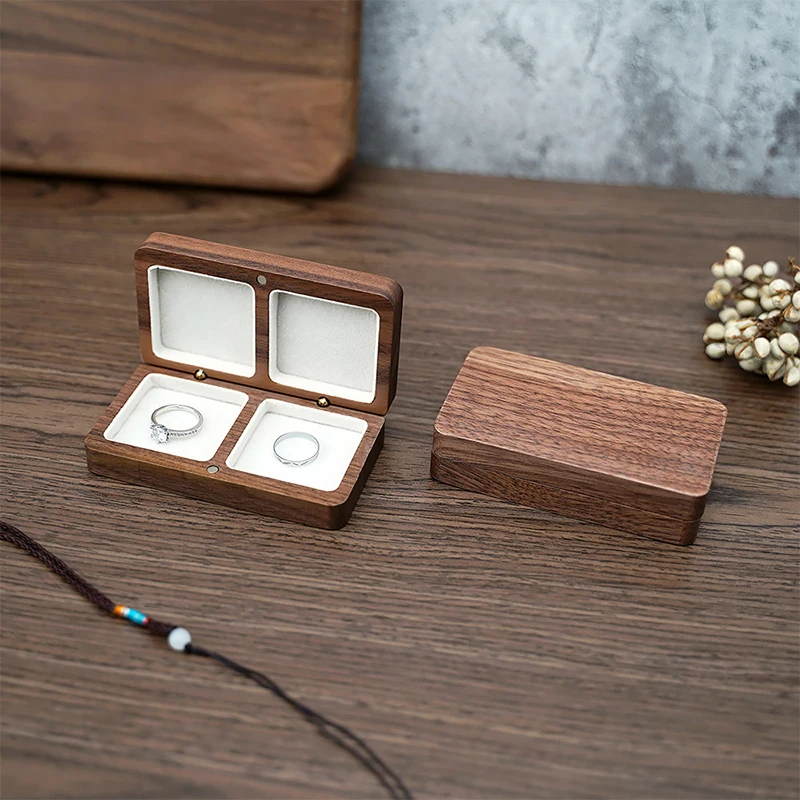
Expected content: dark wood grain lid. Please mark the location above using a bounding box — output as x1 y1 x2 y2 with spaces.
134 233 402 415
434 347 727 521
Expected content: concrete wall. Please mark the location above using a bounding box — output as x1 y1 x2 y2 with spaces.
358 0 800 196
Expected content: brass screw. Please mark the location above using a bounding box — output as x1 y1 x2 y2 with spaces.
316 397 330 408
257 275 267 285
194 368 207 381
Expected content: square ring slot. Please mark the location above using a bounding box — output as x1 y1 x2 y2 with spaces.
268 290 379 403
226 398 368 491
148 265 256 377
104 373 248 462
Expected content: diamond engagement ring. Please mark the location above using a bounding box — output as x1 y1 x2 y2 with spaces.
273 431 320 467
150 404 203 444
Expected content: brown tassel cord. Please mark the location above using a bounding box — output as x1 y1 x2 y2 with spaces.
1 520 413 800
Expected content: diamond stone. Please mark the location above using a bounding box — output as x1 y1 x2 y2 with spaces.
150 423 169 444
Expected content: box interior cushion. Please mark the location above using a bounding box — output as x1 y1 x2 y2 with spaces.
148 265 256 377
268 290 380 404
104 372 248 462
226 397 368 491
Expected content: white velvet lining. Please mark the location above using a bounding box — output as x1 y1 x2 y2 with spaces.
148 266 256 377
269 290 379 403
104 373 248 462
226 398 368 492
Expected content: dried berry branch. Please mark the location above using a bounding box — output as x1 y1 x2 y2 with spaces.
703 246 799 386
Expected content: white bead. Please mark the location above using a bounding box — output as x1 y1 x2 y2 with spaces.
753 337 771 358
723 258 743 278
786 305 800 323
705 342 726 359
168 627 192 652
713 278 733 294
726 245 745 262
778 333 799 355
785 366 800 386
711 262 725 278
741 324 758 339
738 357 761 372
725 323 742 344
743 264 763 281
705 289 724 310
795 271 800 285
724 325 741 342
735 342 755 360
742 285 759 299
793 291 800 310
736 299 758 316
771 338 785 358
703 322 725 342
764 356 786 381
769 278 791 293
763 261 779 278
719 307 740 323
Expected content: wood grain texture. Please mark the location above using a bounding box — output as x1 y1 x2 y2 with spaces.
431 449 704 545
135 232 403 415
0 1 361 192
85 364 386 530
432 347 728 544
1 168 798 799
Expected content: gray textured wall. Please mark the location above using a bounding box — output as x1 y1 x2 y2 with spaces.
358 0 800 196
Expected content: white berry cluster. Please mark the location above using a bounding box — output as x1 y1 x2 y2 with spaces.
703 245 800 386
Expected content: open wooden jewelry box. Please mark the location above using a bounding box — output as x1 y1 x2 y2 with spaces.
85 233 403 529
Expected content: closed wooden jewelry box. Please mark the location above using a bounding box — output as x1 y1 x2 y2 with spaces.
431 347 727 545
85 233 402 529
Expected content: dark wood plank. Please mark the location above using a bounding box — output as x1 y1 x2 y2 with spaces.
1 168 798 799
0 1 361 191
1 1 360 75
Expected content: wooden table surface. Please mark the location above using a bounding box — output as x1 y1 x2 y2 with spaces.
1 168 798 799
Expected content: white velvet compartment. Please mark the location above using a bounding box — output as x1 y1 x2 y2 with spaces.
148 265 256 377
269 290 380 404
227 399 368 492
104 373 248 462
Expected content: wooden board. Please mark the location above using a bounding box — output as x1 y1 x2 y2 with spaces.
0 1 361 192
1 168 797 799
432 347 727 544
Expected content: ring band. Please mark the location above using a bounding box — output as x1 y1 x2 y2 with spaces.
273 431 320 467
150 404 203 444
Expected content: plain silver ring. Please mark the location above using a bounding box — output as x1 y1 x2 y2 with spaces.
150 404 203 444
273 431 320 467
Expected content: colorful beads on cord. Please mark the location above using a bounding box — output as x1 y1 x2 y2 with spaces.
114 605 149 626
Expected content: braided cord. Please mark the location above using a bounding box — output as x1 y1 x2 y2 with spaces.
0 520 413 800
0 520 177 637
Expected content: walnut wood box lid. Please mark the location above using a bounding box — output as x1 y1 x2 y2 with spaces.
135 233 403 415
431 347 728 544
